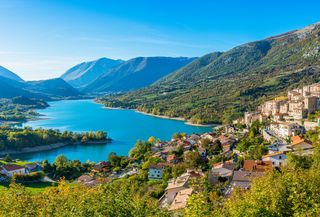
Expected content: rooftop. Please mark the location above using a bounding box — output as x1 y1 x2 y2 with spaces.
166 173 190 190
262 152 284 159
243 160 273 172
232 171 264 182
169 188 193 211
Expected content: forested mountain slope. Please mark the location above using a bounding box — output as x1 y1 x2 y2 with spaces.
100 22 320 124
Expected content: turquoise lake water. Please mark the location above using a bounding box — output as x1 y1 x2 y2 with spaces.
19 100 212 162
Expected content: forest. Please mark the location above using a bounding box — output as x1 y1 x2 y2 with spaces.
0 126 108 151
0 97 48 122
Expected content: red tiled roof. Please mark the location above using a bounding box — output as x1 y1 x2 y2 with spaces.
291 135 307 146
167 154 176 162
243 160 273 172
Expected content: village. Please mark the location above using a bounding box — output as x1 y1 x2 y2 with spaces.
1 82 320 212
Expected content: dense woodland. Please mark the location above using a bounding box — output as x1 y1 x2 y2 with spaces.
100 25 320 124
0 126 107 151
0 97 48 122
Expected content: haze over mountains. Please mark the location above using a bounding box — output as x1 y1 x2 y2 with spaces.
60 56 195 93
82 57 195 93
0 65 24 82
61 58 124 89
0 56 195 99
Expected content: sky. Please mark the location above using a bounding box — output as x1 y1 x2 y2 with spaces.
0 0 319 81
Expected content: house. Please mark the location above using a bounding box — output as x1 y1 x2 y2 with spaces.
262 129 276 142
159 170 203 208
25 163 43 173
244 111 261 126
198 146 207 158
167 154 178 164
208 162 235 184
288 135 313 151
222 143 231 153
0 164 27 177
243 160 273 172
159 173 191 208
78 175 111 186
77 174 95 185
262 152 287 167
168 188 193 211
189 134 201 141
267 143 279 152
231 171 264 190
270 122 305 138
92 161 112 173
148 164 165 180
201 133 216 142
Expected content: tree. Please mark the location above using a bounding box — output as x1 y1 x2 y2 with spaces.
184 151 203 169
4 154 12 162
147 136 156 144
54 155 68 168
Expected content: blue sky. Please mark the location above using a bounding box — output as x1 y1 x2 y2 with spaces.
0 0 319 80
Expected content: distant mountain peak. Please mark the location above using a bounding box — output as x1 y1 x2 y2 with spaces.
83 56 196 93
266 21 320 41
61 57 124 89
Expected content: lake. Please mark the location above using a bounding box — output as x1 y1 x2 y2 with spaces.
19 100 212 162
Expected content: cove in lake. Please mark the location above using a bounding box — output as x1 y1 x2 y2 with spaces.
19 100 212 162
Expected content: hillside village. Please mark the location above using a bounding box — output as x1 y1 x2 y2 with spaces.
75 80 320 211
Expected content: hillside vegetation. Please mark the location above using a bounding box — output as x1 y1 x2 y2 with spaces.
100 22 320 124
1 143 320 216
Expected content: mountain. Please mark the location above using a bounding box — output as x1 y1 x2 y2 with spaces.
83 57 195 93
61 58 123 89
100 22 320 124
0 75 35 98
0 73 79 99
28 78 80 98
0 65 24 82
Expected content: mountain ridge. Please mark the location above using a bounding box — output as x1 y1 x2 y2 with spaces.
61 57 124 89
83 56 196 93
0 66 80 99
100 21 320 124
0 65 24 82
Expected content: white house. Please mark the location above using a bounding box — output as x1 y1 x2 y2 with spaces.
0 164 27 177
262 152 288 167
148 164 164 180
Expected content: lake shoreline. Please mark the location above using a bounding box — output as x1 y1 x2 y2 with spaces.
103 106 217 127
21 99 213 162
0 140 111 157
